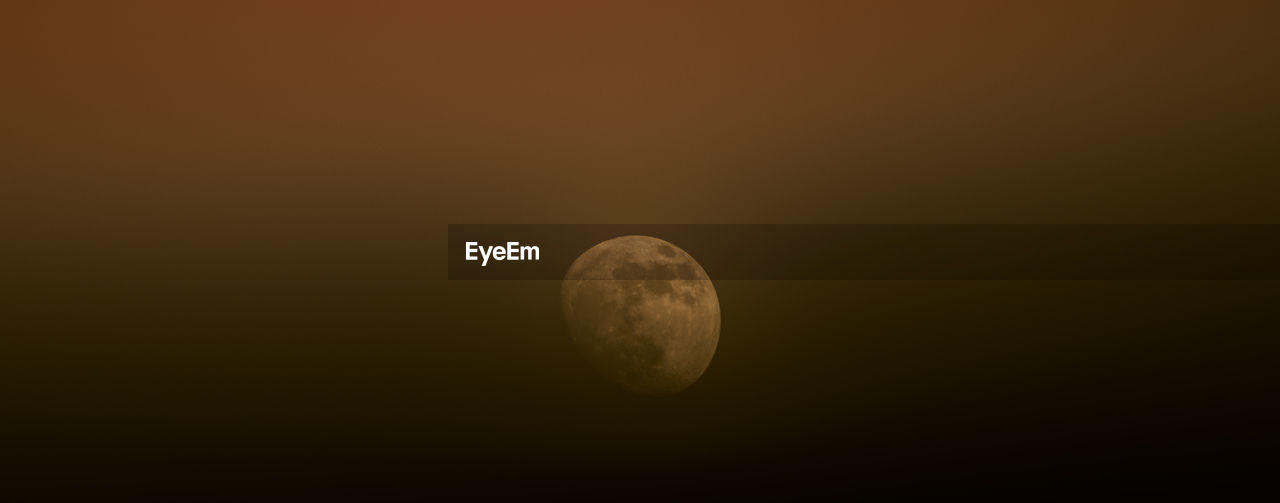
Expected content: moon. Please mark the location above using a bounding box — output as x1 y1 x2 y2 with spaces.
560 236 720 396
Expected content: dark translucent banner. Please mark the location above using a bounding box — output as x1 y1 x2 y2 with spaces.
448 224 1280 280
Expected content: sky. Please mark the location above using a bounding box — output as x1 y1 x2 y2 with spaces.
4 1 1278 494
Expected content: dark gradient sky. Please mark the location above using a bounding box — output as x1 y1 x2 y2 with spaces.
4 1 1278 494
7 1 1279 228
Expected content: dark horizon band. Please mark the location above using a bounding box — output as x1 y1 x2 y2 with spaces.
448 224 1280 280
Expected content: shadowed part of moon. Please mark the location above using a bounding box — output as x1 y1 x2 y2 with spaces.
560 236 721 396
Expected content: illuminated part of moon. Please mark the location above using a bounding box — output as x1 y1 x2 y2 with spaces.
560 236 720 396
